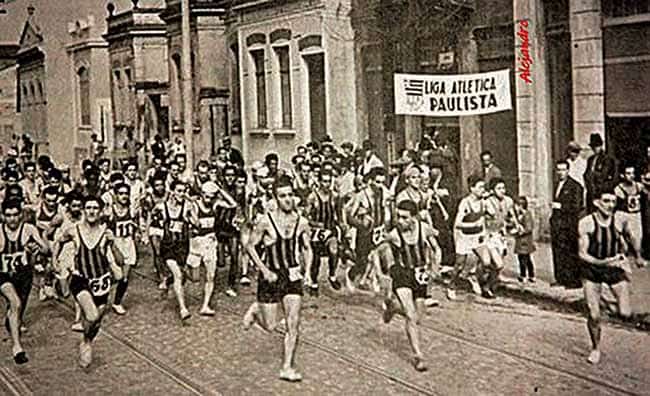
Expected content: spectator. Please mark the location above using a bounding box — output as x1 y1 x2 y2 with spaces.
359 140 384 176
222 136 244 168
151 134 166 160
514 196 536 282
480 150 502 186
584 132 617 213
550 160 584 288
123 129 144 166
566 141 587 189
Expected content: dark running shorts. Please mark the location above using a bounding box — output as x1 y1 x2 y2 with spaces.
257 270 303 303
390 265 428 300
581 264 627 285
69 274 110 307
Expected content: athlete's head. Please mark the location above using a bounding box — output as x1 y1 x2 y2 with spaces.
367 167 386 187
150 170 167 197
169 162 181 179
594 187 617 217
110 172 125 190
223 165 237 187
265 153 279 174
622 164 636 183
467 175 485 198
480 150 493 167
124 162 138 181
170 179 187 203
98 158 111 173
489 177 507 199
2 198 23 229
299 162 311 179
235 169 247 191
82 195 104 225
196 160 210 183
201 181 219 205
65 190 84 218
319 171 333 190
42 185 60 211
405 166 422 189
395 200 417 231
115 182 131 206
23 161 36 180
273 175 295 213
175 153 187 171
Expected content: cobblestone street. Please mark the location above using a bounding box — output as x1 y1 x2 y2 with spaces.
0 252 648 396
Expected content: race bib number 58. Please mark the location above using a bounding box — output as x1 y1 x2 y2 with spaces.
414 267 430 286
311 228 332 243
89 273 112 297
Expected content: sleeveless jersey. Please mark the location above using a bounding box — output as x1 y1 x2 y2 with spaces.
265 213 300 272
392 222 427 270
311 191 336 230
0 224 27 274
36 205 58 240
74 225 111 280
587 214 621 259
108 204 136 239
162 201 189 244
616 183 641 213
195 203 216 237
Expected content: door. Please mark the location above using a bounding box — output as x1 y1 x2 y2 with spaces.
305 53 327 142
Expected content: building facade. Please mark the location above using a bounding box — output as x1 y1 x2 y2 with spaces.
0 44 20 153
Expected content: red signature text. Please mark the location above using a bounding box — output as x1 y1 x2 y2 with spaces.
517 20 532 84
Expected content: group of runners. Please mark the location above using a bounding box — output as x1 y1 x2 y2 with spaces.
0 135 643 379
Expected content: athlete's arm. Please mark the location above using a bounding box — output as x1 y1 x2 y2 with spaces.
298 217 313 279
216 185 237 209
423 224 442 271
51 225 74 260
245 217 275 281
578 217 622 267
24 223 51 256
104 229 125 280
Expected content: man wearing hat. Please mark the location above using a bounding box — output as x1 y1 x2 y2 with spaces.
584 133 617 212
222 136 244 168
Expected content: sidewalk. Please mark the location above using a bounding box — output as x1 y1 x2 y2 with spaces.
496 242 650 322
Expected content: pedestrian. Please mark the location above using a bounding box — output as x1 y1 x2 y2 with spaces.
566 141 587 189
584 132 617 213
550 160 584 288
514 196 535 282
479 150 502 186
123 129 144 166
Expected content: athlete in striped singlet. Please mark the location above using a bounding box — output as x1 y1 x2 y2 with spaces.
243 175 312 382
577 188 646 365
52 195 125 368
0 198 49 364
381 200 440 372
306 170 342 295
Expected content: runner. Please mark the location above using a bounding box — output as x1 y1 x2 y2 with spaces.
150 179 192 321
0 197 50 364
306 170 342 295
381 200 441 371
448 175 489 300
52 195 124 368
345 166 392 293
395 165 433 226
614 165 645 263
105 182 140 315
242 175 312 382
33 185 65 301
140 170 168 289
212 166 240 298
577 188 645 364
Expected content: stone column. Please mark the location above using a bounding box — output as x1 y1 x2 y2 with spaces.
570 0 605 147
458 29 480 191
514 0 552 238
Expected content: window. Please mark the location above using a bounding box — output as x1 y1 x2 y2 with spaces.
230 45 241 135
603 0 650 17
113 70 122 124
78 67 91 126
123 68 132 123
251 49 267 128
275 46 292 128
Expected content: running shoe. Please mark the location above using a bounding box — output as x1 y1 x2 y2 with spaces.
446 289 457 301
328 276 342 291
468 276 482 295
199 307 215 317
112 304 127 315
279 368 303 382
225 289 238 298
79 342 92 368
413 356 428 372
71 322 84 332
240 276 252 286
587 349 601 365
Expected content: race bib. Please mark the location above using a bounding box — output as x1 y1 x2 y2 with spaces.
628 195 641 212
372 225 387 246
311 228 332 243
0 252 26 274
288 266 303 282
116 220 135 238
169 220 184 233
199 217 215 229
414 267 429 286
89 273 112 297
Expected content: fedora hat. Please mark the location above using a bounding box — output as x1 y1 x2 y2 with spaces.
589 133 604 148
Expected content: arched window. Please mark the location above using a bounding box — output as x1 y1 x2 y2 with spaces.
78 67 91 125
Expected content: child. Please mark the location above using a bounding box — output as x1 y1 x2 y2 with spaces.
514 196 536 282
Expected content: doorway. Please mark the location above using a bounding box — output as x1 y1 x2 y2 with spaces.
304 53 327 142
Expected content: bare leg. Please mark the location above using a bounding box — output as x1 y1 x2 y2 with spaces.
1 283 26 363
166 260 190 319
280 294 302 381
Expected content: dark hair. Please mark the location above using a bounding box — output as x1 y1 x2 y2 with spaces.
123 161 138 172
341 141 353 151
319 170 334 181
2 197 22 212
82 194 104 208
517 196 528 210
5 184 23 201
235 168 248 181
110 172 125 184
556 160 570 169
488 177 506 191
480 150 492 158
114 182 131 193
291 154 305 165
396 200 418 216
196 160 210 170
3 169 19 181
170 179 186 191
467 174 484 188
48 168 62 181
151 170 167 183
265 153 279 164
65 190 85 205
223 164 237 174
273 174 294 194
42 185 60 198
97 158 111 167
23 161 36 171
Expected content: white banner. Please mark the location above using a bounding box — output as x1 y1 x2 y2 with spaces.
394 69 512 116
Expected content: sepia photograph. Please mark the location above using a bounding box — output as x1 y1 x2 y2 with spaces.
0 0 648 394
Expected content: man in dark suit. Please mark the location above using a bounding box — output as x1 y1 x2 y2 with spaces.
550 160 584 288
222 136 244 168
584 133 617 213
480 150 502 186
